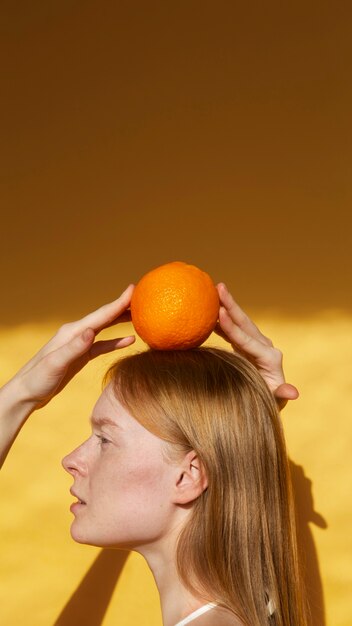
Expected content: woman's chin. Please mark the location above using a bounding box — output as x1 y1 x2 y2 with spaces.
69 524 115 548
70 521 94 545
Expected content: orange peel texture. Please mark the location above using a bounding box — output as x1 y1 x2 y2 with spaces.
131 261 219 350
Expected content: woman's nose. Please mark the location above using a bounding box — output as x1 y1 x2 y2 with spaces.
62 444 88 477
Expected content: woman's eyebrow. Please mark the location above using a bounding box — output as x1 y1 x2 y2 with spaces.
90 415 121 428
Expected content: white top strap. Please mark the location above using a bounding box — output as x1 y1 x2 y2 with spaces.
174 602 217 626
174 597 274 625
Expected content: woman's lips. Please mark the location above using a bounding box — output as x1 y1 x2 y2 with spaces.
69 489 87 513
70 500 87 513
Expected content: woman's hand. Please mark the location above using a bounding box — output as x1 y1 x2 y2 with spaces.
0 285 135 468
215 283 299 410
14 284 136 409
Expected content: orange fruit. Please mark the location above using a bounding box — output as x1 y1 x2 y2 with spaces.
131 261 219 350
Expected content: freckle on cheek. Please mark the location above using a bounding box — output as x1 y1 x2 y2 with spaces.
128 461 161 485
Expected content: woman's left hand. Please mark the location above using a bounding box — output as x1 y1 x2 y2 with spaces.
215 283 299 410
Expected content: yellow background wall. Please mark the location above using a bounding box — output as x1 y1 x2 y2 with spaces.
0 3 351 625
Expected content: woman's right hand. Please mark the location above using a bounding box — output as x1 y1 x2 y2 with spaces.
0 285 135 468
12 284 136 409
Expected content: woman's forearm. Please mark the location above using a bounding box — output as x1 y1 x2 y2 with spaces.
0 378 37 469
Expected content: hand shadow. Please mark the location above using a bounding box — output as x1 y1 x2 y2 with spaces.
54 548 129 626
290 460 328 626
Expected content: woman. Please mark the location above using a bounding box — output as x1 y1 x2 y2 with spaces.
0 283 307 625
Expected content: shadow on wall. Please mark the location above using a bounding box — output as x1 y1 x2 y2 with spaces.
290 460 328 626
54 463 327 626
54 549 129 626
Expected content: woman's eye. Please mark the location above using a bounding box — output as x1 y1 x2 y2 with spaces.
95 434 110 446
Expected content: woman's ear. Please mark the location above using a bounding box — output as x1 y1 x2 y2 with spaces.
172 450 208 505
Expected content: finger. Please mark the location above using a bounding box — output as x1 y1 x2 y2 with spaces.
102 309 132 330
18 288 134 372
77 285 135 335
274 384 299 411
218 306 272 360
214 320 264 369
274 383 300 401
45 328 95 371
217 283 272 346
213 321 231 343
89 335 135 359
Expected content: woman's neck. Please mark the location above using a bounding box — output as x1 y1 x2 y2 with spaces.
137 531 207 626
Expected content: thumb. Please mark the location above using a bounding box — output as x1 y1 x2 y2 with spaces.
274 383 299 411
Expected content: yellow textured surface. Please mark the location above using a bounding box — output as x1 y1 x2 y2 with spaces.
0 316 351 625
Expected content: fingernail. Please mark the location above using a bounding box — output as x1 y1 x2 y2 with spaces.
116 336 135 347
122 284 135 296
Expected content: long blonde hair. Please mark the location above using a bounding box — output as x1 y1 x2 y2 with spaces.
104 347 308 626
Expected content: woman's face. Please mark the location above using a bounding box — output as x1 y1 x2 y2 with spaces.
62 384 178 550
